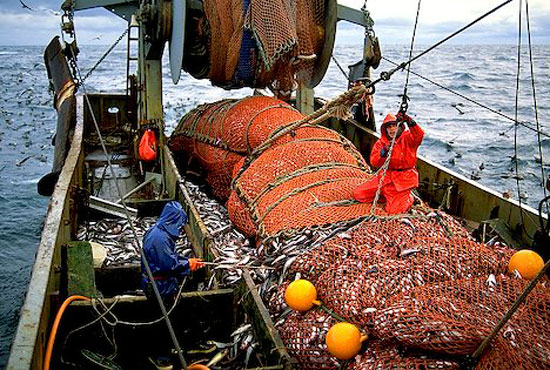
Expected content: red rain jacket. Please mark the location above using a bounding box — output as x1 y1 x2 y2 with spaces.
369 121 424 191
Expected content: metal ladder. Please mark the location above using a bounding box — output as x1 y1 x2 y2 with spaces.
126 15 139 96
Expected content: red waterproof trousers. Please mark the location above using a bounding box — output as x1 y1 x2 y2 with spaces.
353 174 415 214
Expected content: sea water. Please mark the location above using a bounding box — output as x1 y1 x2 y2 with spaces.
0 43 548 365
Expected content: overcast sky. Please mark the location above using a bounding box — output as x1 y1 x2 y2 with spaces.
0 0 548 46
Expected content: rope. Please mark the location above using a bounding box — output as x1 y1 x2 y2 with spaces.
367 0 421 216
256 176 360 224
250 162 364 206
525 0 548 208
231 84 368 185
60 298 120 366
93 277 188 327
369 121 403 215
380 56 550 139
67 46 189 370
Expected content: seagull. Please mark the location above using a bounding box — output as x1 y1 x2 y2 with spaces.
38 6 62 16
89 34 103 42
19 0 34 11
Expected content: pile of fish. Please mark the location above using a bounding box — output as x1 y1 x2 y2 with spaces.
185 323 258 370
76 217 192 267
184 180 258 288
183 180 357 291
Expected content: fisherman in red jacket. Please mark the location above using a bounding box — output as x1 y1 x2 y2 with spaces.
354 112 424 214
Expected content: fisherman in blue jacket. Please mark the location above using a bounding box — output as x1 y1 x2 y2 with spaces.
141 201 204 298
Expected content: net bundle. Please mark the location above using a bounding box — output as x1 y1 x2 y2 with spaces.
170 96 550 369
231 138 373 238
170 96 377 238
169 96 302 199
289 213 473 283
293 221 513 327
203 0 326 91
374 275 549 358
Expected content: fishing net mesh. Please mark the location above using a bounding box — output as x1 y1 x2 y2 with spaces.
374 275 550 354
170 96 550 369
203 0 326 90
350 340 460 370
170 96 378 238
277 310 340 369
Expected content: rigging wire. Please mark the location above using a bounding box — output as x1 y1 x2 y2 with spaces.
380 0 512 81
331 55 350 80
370 0 421 215
525 0 548 210
514 0 526 229
65 34 189 370
343 0 514 111
400 0 422 113
380 56 550 139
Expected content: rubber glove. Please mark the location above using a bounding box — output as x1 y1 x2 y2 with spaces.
380 146 389 157
188 258 204 272
396 112 417 127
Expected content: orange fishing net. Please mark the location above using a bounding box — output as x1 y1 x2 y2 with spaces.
170 96 550 369
170 96 376 237
351 340 460 370
374 275 549 356
278 310 339 370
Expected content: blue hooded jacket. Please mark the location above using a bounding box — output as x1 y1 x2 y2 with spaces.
141 201 190 297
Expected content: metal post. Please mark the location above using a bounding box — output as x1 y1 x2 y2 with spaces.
137 19 166 193
296 83 314 115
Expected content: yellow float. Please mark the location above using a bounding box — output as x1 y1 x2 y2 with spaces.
508 249 544 280
325 322 367 360
284 279 321 312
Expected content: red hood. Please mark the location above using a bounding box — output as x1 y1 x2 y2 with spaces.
380 120 404 143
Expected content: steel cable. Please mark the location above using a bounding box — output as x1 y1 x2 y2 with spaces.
513 0 526 230
400 0 422 113
380 56 550 138
79 28 129 85
66 41 189 368
525 0 548 209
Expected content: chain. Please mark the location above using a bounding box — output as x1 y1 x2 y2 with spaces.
79 28 129 85
361 0 375 36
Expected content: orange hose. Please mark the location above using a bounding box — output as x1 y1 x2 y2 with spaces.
188 365 211 370
44 295 90 370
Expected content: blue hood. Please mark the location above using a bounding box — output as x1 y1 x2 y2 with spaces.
156 201 188 239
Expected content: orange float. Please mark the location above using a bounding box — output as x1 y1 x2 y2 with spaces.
284 279 320 312
325 322 367 360
508 249 544 280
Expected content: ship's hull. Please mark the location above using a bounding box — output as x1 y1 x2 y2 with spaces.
7 95 545 369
